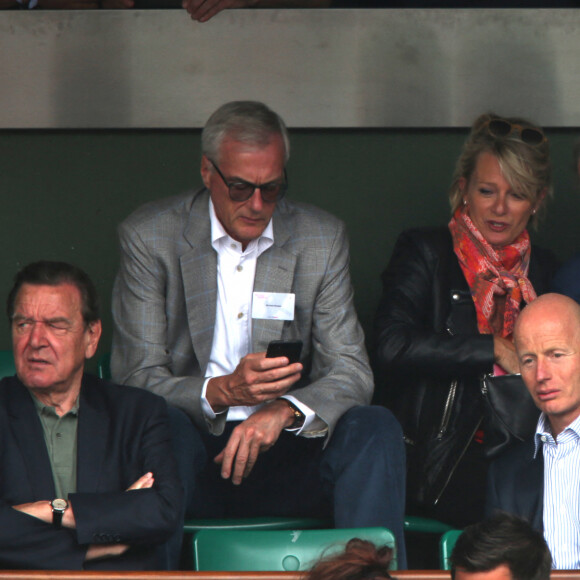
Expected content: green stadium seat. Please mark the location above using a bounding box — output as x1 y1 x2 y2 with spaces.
184 516 331 535
404 515 453 534
97 352 111 380
439 529 463 570
193 526 397 571
0 350 16 378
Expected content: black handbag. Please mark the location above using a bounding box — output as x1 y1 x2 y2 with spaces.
480 373 540 458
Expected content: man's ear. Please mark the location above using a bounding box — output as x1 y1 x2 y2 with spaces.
84 320 102 360
200 155 212 190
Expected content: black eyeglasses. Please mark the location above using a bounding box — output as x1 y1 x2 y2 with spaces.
484 118 547 146
209 159 288 203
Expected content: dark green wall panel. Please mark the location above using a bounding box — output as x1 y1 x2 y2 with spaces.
1 129 578 369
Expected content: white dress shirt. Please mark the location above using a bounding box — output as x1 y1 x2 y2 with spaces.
201 199 314 431
536 412 580 569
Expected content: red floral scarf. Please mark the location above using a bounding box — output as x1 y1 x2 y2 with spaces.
448 207 536 337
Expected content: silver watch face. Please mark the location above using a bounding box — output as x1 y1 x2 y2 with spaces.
52 498 68 511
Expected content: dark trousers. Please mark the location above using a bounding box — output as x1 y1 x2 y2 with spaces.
168 405 407 569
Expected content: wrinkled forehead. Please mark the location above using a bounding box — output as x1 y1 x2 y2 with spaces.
515 310 580 351
13 283 83 319
216 134 285 165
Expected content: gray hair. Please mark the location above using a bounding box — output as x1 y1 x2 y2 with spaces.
201 101 290 163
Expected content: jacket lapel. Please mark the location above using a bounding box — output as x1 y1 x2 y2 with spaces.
252 210 297 351
430 228 479 335
76 376 109 493
7 378 56 499
518 440 544 531
181 190 218 372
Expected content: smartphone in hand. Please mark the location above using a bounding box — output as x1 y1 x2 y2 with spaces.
266 340 303 364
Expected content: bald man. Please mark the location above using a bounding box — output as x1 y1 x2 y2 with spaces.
487 293 580 569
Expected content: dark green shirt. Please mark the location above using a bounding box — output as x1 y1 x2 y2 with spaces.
33 394 79 499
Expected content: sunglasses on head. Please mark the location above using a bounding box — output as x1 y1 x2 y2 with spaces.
484 118 547 146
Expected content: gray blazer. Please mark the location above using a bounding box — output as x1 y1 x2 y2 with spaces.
111 188 372 438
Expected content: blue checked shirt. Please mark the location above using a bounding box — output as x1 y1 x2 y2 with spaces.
536 412 580 569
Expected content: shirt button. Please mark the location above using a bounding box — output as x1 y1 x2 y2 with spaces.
237 265 243 272
452 293 460 301
237 312 243 319
56 433 62 438
541 435 547 442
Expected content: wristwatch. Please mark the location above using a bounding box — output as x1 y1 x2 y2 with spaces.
282 399 305 429
51 498 69 528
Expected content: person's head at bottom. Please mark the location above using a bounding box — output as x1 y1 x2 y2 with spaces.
307 538 394 580
451 513 551 580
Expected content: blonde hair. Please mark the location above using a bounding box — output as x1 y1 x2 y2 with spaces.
449 113 552 227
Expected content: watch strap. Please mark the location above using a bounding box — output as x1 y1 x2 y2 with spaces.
281 399 305 429
51 499 68 528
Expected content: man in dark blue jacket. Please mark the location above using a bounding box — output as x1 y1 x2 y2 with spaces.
487 293 580 569
0 261 182 570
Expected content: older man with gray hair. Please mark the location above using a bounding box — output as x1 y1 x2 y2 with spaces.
112 100 407 567
0 261 182 570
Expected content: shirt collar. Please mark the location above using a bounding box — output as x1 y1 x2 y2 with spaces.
534 412 580 456
209 198 274 255
31 391 80 417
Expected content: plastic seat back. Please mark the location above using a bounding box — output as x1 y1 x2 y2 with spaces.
97 352 111 380
182 516 330 570
184 516 330 534
194 526 397 571
439 529 463 570
0 350 16 378
404 515 453 535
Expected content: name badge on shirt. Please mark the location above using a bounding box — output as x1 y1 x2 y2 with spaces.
252 292 295 321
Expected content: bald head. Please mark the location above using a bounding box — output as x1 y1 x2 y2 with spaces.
515 293 580 350
515 293 580 436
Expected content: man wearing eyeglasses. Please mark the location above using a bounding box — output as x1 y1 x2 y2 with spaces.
111 101 406 568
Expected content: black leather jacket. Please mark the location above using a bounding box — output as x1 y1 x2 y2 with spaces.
373 227 558 507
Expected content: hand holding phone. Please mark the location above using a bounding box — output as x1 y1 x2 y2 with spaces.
266 340 303 364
